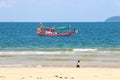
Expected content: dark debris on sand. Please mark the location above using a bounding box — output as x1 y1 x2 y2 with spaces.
54 74 74 79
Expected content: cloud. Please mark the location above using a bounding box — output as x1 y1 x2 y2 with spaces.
0 0 16 8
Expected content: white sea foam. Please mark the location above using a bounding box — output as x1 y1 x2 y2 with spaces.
0 48 98 55
73 48 98 52
0 48 119 55
0 51 62 55
0 64 42 67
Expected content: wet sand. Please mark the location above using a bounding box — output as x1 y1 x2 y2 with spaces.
0 67 120 80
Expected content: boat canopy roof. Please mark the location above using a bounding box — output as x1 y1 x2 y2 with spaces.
56 27 70 30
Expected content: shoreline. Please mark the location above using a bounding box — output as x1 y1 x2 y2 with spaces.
0 63 120 68
0 67 120 80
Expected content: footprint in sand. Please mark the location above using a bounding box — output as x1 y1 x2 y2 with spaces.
37 77 42 79
0 76 6 78
21 77 25 79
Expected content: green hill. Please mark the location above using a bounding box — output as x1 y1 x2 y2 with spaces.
105 16 120 22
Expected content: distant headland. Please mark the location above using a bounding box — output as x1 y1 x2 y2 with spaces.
105 16 120 22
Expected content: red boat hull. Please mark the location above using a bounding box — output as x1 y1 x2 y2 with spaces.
38 32 74 36
37 28 75 36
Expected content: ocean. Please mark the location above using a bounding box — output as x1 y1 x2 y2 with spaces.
0 22 120 67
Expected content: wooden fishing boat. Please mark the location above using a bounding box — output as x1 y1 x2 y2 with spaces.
37 27 77 36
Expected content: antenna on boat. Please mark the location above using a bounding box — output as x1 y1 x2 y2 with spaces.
40 22 43 27
68 25 72 32
69 25 71 29
40 22 42 24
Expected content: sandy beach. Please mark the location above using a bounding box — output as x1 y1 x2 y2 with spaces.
0 67 119 80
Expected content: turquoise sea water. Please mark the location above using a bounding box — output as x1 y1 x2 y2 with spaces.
1 22 120 50
0 22 120 67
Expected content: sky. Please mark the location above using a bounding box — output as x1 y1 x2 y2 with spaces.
0 0 120 22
